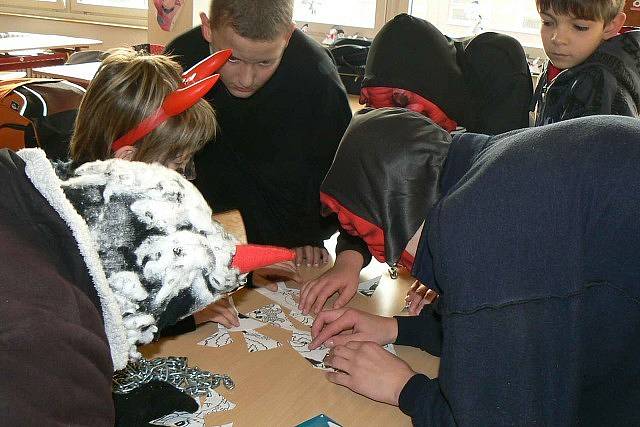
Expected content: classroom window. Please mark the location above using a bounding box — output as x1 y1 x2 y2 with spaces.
409 0 541 45
2 0 147 23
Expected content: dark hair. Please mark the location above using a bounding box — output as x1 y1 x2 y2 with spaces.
536 0 624 23
209 0 293 40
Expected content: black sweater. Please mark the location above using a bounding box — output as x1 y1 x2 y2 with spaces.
400 116 640 425
166 27 352 248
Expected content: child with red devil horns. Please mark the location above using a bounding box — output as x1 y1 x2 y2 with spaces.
0 48 296 424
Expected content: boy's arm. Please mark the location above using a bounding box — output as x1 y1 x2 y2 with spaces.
558 66 619 120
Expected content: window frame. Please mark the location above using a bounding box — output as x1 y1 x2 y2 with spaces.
1 0 147 26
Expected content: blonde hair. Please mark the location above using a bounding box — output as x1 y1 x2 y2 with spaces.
70 48 217 166
536 0 625 24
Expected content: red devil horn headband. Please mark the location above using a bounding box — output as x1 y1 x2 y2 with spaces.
112 50 231 152
111 74 220 152
182 49 232 85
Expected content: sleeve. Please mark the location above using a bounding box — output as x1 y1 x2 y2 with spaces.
301 67 353 247
334 227 372 267
398 374 457 426
559 66 619 120
159 315 197 337
394 304 442 356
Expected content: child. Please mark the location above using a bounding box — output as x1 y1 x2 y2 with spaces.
165 0 353 268
1 47 295 425
68 48 249 329
309 109 640 425
532 0 640 125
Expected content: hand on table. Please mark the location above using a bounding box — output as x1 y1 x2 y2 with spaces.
309 307 397 350
299 250 363 315
253 260 301 290
192 297 239 328
324 341 416 406
294 245 330 267
404 280 439 316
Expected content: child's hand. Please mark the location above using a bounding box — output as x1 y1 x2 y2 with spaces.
193 298 239 328
299 250 363 315
253 260 301 288
294 245 330 267
404 280 438 315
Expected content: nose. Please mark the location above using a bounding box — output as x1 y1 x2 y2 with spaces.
551 27 567 45
238 64 255 88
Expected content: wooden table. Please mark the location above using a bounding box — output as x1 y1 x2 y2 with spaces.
32 61 101 87
140 211 440 426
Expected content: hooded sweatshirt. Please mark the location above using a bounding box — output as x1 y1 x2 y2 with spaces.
532 29 640 125
404 115 640 425
362 14 468 127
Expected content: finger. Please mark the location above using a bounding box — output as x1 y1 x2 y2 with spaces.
310 308 347 340
298 280 312 309
302 280 325 315
311 247 322 267
408 295 422 316
294 247 304 267
320 248 330 264
409 280 420 292
332 286 355 310
324 354 350 372
216 305 240 327
303 246 314 267
326 371 352 388
311 285 339 315
309 310 353 349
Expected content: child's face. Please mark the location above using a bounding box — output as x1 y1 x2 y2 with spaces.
209 25 290 99
539 9 612 69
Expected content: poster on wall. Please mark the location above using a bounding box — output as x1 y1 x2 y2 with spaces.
153 0 185 32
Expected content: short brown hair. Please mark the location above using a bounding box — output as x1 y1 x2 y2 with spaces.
70 48 216 166
536 0 625 24
209 0 293 40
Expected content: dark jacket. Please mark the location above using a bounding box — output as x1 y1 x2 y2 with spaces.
166 27 352 248
402 116 640 425
0 149 114 425
532 29 640 126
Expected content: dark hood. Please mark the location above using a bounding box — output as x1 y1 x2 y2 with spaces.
587 29 640 106
321 107 450 265
362 13 468 125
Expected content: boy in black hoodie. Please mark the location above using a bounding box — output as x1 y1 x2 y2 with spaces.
532 0 640 125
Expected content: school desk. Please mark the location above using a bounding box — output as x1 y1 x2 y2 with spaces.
0 32 102 54
32 61 101 87
0 32 102 73
139 210 440 426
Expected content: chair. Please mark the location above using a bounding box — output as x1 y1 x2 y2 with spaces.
65 50 106 65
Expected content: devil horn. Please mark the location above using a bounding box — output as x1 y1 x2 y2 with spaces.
163 74 220 116
231 244 296 274
182 49 232 85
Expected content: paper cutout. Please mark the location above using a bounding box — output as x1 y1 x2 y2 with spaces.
246 303 295 331
197 329 233 348
255 281 300 311
288 308 314 327
357 275 381 297
242 329 282 352
289 329 333 371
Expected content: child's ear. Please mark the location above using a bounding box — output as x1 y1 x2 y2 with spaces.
113 146 137 161
200 12 212 43
603 12 626 40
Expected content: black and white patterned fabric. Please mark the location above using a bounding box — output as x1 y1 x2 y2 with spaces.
19 148 244 368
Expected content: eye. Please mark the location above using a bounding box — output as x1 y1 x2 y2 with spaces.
541 19 552 26
228 56 240 63
574 24 589 31
173 247 183 256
